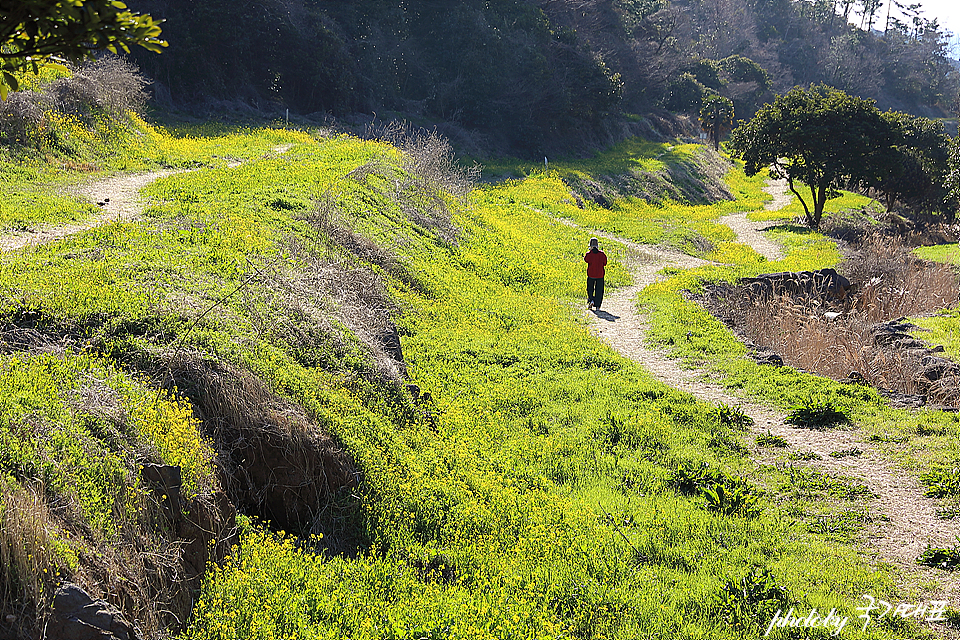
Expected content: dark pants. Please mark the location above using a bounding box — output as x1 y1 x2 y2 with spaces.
587 277 604 309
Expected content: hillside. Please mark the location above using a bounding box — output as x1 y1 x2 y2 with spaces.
122 0 960 155
5 63 960 639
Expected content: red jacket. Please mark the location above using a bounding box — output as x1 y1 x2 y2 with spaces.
584 249 607 278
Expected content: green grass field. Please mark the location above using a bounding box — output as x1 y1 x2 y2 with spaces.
2 97 957 639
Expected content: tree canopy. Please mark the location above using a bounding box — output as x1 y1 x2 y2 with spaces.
729 85 891 228
0 0 165 99
698 94 734 151
864 112 952 216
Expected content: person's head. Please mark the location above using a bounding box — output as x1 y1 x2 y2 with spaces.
589 237 599 251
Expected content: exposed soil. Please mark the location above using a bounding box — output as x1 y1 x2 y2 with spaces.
578 180 960 629
717 178 789 261
0 169 185 252
0 144 296 253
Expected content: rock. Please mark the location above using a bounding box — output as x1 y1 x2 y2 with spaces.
873 331 914 346
751 352 783 366
740 268 851 300
842 371 867 384
919 356 960 382
876 388 927 408
141 463 182 515
47 583 138 640
376 324 408 378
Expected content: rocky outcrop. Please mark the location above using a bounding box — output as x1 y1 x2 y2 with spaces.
47 584 137 640
740 268 851 300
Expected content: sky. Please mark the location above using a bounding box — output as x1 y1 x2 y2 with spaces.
911 0 960 56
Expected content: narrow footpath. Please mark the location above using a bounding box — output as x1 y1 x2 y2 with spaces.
0 144 295 253
581 179 960 619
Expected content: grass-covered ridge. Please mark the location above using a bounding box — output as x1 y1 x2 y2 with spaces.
0 114 947 639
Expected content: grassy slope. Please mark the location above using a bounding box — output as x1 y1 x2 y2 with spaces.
2 117 952 639
910 244 960 361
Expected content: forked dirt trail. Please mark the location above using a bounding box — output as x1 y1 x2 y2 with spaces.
581 179 960 614
0 169 184 252
0 144 297 253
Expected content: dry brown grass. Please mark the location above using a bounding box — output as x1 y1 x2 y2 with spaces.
842 236 959 322
704 234 960 404
739 298 929 394
0 482 66 612
156 352 360 540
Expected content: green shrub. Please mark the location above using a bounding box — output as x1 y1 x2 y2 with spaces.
718 567 788 628
921 468 960 497
917 544 960 570
786 398 848 430
755 431 788 447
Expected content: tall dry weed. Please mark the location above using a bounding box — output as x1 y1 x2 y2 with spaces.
0 482 66 611
843 235 958 322
706 234 959 402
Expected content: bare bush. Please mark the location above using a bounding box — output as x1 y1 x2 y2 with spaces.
49 56 149 116
360 120 478 243
252 240 409 382
0 91 45 145
1 55 149 146
842 236 959 322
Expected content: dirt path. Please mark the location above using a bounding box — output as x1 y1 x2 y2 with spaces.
0 144 296 253
717 179 791 262
0 169 183 252
581 180 960 615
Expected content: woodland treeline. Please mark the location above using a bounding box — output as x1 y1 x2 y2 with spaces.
126 0 959 154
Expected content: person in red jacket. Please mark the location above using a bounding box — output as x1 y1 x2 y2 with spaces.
584 237 607 311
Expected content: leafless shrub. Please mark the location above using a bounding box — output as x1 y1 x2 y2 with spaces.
249 241 408 382
929 374 960 407
48 56 149 116
363 119 479 199
738 296 927 393
1 55 148 146
359 120 479 244
0 91 45 145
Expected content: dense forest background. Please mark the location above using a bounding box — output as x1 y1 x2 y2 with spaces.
126 0 960 154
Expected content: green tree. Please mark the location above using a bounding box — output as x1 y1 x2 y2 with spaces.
946 136 960 217
0 0 164 99
699 93 734 151
729 85 891 228
863 112 951 215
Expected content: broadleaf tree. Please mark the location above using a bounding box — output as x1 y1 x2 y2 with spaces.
863 111 952 216
729 84 892 229
0 0 165 100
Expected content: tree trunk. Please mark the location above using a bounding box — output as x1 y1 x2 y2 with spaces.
811 183 827 229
